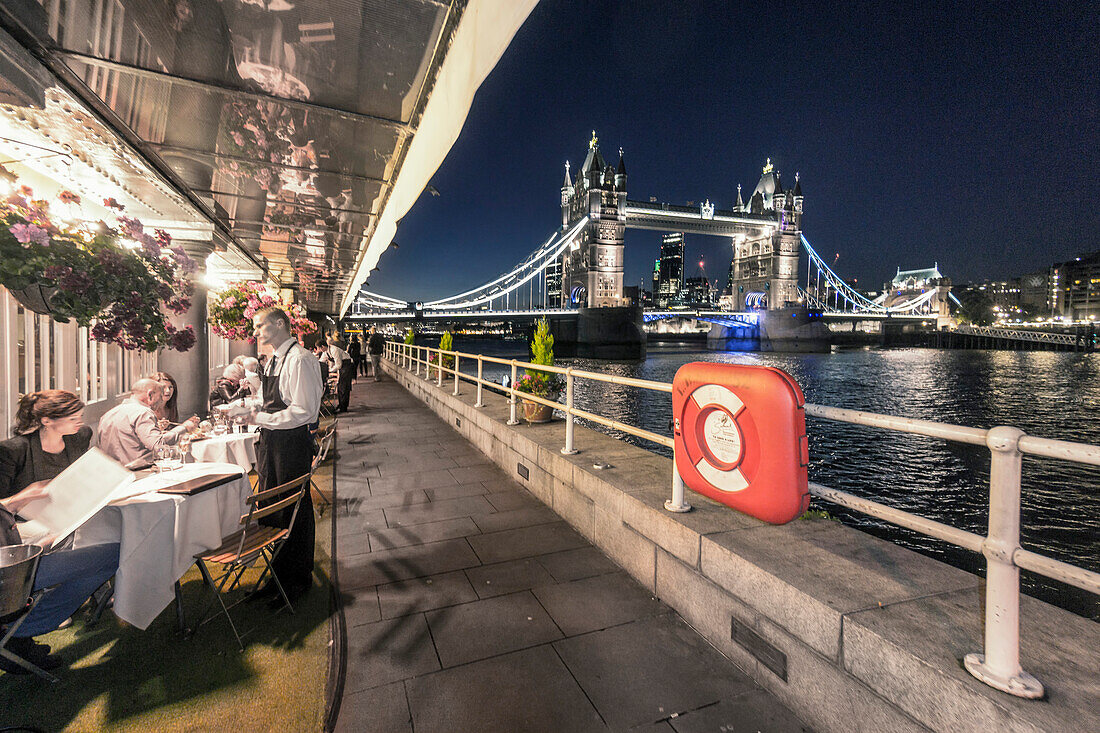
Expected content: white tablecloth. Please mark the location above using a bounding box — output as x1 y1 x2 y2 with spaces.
72 463 250 630
189 430 259 471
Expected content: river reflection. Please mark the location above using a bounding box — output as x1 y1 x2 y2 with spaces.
454 339 1099 620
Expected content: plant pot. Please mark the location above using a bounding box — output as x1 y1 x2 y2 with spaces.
8 283 66 320
522 399 555 424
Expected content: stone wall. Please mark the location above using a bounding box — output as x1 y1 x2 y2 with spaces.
385 359 1099 733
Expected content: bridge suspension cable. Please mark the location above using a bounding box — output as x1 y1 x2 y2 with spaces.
354 217 588 313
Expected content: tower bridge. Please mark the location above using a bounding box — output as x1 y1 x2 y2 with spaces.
350 132 955 353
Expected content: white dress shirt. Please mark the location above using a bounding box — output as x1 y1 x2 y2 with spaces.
327 344 350 371
96 398 187 464
254 337 323 430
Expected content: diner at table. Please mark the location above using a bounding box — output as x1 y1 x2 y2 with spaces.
97 379 199 466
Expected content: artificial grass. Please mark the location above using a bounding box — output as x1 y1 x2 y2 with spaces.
1 495 335 731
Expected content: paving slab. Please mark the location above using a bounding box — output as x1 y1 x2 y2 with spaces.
334 681 412 733
532 571 669 636
464 557 558 599
668 690 812 733
536 545 620 583
424 591 563 667
368 516 480 551
554 613 758 730
467 520 587 563
376 570 479 619
344 613 441 693
469 504 560 533
405 646 606 733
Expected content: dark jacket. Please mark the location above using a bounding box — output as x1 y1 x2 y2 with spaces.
0 426 93 500
347 339 362 359
368 333 385 355
208 379 250 410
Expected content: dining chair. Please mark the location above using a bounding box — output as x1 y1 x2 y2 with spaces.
310 419 338 514
190 473 310 650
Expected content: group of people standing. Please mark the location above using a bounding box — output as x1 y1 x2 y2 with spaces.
314 327 384 413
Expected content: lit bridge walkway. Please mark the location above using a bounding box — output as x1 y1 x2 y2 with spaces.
330 378 810 732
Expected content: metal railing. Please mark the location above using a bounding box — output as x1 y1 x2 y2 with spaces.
955 324 1081 346
384 342 1099 700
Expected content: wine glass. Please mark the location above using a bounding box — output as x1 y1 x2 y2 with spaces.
233 414 247 434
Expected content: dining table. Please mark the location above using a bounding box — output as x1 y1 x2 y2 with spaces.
188 428 260 472
71 463 250 630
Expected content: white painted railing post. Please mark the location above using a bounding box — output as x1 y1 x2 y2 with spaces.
436 349 444 386
561 367 578 455
665 448 691 512
453 353 460 395
475 356 484 407
964 426 1043 698
507 360 520 425
415 345 421 376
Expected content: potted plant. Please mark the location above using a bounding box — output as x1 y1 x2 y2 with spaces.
209 280 318 342
0 185 198 351
514 318 562 423
428 330 455 378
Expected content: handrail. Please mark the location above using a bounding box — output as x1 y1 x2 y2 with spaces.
385 341 1099 700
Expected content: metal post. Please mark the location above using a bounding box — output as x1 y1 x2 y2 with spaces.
963 426 1043 698
665 455 692 513
453 354 460 395
475 356 485 407
436 348 444 386
561 368 578 455
507 360 520 425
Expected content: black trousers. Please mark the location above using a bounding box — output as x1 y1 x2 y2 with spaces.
337 362 355 411
256 425 315 590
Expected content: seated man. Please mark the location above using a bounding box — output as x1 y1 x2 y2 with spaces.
96 379 199 466
209 364 249 410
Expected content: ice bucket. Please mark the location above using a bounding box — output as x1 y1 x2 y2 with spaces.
0 544 43 618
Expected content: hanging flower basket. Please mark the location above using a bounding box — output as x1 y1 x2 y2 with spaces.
208 280 318 342
8 282 60 317
0 186 198 351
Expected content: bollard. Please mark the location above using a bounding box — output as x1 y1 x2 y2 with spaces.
561 368 578 455
664 453 692 513
963 426 1043 698
507 360 520 425
453 354 460 395
475 356 484 407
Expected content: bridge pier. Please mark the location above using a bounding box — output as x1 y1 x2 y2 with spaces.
551 305 646 360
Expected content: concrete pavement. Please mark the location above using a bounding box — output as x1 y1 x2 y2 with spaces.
331 376 812 732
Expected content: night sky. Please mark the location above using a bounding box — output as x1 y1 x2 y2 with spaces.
368 0 1098 302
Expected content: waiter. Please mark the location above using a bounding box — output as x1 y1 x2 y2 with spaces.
247 306 322 602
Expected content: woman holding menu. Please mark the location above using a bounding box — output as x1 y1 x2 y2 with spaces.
0 390 119 675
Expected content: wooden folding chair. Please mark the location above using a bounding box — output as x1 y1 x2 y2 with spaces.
191 473 310 649
311 419 338 513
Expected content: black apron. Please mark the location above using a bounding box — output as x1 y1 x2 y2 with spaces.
255 345 315 590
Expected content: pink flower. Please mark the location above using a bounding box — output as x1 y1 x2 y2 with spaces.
261 294 274 305
9 222 49 247
222 296 237 308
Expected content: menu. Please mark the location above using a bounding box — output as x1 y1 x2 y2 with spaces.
15 448 134 550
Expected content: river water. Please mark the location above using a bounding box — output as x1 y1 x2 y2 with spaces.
449 339 1099 620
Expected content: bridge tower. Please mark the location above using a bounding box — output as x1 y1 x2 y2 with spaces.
560 131 628 308
730 160 803 310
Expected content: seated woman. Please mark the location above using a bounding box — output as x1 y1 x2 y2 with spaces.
209 363 249 410
0 390 119 674
151 371 180 427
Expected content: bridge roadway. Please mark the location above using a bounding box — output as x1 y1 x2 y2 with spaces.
331 377 810 732
345 308 934 324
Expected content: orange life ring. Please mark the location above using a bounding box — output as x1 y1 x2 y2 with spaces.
672 362 809 524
